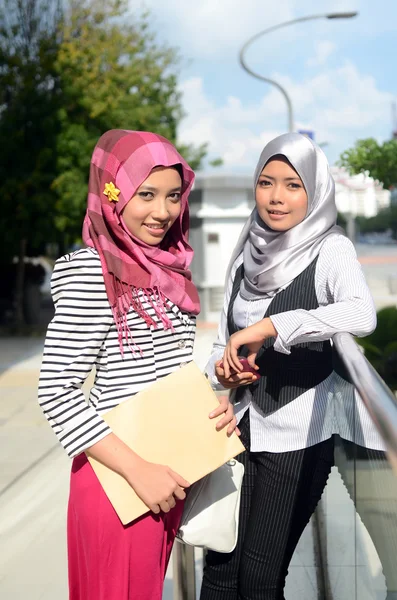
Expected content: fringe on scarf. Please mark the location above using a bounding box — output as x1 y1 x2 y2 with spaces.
112 277 175 357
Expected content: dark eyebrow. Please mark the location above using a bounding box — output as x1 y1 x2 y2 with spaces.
138 185 182 192
139 185 157 192
259 174 301 182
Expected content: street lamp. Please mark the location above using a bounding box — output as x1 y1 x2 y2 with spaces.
239 11 358 133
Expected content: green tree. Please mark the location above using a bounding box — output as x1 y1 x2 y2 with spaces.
339 137 397 190
53 0 206 243
0 0 62 326
356 207 397 238
339 138 397 239
358 306 397 391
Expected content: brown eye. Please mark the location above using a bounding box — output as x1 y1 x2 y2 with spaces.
168 192 181 202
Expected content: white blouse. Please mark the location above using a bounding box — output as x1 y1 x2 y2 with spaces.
206 234 385 452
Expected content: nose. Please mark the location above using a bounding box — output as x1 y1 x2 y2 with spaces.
270 183 284 205
152 197 170 221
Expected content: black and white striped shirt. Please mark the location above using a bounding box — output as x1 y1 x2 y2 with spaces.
38 248 196 458
206 234 385 452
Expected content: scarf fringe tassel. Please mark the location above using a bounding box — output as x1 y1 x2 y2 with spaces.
112 278 175 356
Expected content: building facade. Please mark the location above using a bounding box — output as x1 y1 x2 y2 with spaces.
331 167 391 218
189 174 253 322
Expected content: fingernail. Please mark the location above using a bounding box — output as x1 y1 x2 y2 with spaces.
209 411 214 417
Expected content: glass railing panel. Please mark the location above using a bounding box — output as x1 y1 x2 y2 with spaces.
325 334 397 600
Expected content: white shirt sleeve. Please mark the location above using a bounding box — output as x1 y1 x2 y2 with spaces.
270 235 377 355
205 255 243 389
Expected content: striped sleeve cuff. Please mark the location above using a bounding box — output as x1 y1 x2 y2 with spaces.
270 312 305 355
58 408 112 458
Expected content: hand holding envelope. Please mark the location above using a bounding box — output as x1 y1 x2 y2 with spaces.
87 361 245 525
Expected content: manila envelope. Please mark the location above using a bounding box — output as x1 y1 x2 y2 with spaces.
87 361 245 525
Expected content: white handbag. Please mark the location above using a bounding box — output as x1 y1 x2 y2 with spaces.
177 459 245 553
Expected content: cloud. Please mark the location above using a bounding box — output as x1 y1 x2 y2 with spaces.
178 77 281 170
177 62 392 170
142 0 294 58
307 41 336 67
141 0 397 60
274 62 392 128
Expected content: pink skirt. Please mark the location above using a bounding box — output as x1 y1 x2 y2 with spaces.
67 454 184 600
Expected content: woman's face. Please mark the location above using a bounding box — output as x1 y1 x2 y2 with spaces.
122 166 182 245
255 156 308 232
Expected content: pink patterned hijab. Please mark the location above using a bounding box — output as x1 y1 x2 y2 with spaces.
82 130 200 353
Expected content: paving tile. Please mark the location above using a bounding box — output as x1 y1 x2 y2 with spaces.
285 566 319 600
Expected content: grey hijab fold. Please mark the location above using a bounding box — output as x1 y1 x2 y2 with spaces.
227 133 343 300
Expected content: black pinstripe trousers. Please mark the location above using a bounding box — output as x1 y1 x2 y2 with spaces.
200 420 335 600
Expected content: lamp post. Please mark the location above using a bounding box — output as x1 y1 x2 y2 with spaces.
239 12 358 133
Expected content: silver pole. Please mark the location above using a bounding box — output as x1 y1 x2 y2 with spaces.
238 12 358 133
238 49 294 133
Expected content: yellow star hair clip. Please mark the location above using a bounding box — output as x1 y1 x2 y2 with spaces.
103 182 120 202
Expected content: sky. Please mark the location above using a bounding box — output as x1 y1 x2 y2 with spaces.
139 0 397 173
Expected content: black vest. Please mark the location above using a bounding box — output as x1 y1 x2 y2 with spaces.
227 258 334 415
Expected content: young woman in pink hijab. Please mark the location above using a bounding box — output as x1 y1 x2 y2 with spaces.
38 130 237 600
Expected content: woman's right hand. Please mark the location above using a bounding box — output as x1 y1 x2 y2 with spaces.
125 458 190 515
215 360 258 389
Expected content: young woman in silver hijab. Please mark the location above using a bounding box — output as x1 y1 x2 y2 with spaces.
200 133 385 599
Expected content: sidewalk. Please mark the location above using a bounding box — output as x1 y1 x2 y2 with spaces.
0 329 322 599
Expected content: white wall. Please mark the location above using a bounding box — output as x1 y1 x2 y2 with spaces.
202 218 247 286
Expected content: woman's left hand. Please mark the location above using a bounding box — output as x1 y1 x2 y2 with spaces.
222 318 277 378
209 395 240 437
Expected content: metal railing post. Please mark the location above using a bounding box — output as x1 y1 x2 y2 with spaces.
173 541 196 600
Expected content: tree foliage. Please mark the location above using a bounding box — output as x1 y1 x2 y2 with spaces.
339 137 397 190
356 206 397 239
52 0 206 240
358 306 397 391
0 0 62 327
339 137 397 239
0 0 62 261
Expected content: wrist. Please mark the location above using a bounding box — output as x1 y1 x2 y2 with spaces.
119 451 145 481
261 317 277 338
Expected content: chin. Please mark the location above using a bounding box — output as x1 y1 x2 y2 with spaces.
270 223 291 232
143 236 163 246
261 219 287 232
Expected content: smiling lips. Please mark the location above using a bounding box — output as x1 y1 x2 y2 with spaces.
267 209 289 219
143 223 168 236
267 209 289 221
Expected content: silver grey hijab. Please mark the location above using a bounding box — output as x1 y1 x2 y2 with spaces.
228 132 343 300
